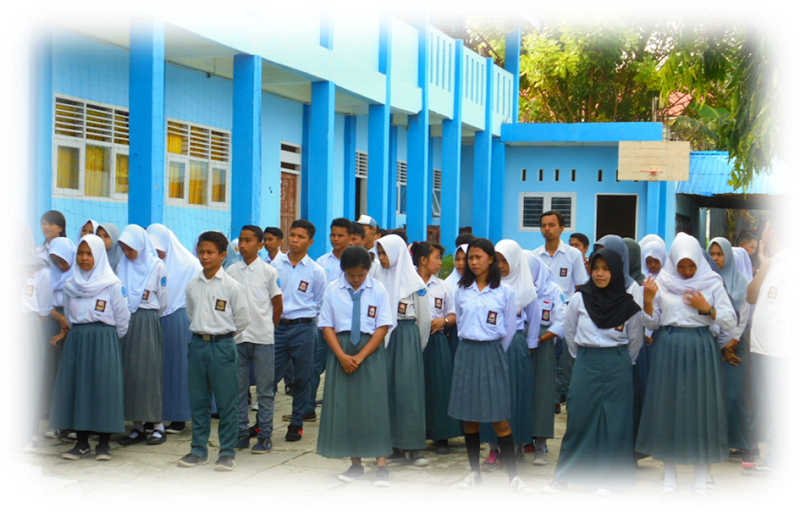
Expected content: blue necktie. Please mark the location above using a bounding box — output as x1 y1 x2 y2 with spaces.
347 288 363 345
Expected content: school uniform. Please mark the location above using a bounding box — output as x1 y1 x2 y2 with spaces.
185 266 250 459
99 223 123 273
227 257 282 441
271 251 327 428
443 244 469 359
264 250 283 265
422 275 461 441
316 275 394 458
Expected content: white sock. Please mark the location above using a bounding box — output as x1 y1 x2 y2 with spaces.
130 422 144 437
151 423 165 438
664 462 678 490
694 464 708 490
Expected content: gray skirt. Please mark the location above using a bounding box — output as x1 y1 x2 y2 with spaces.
531 326 557 438
121 308 164 421
11 312 47 444
385 319 426 450
448 338 511 423
635 326 728 464
481 331 534 443
555 345 636 488
423 330 461 441
161 308 192 422
724 328 753 450
49 323 125 433
41 309 64 416
316 332 392 458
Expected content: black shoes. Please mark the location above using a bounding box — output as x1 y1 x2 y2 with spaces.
285 424 303 442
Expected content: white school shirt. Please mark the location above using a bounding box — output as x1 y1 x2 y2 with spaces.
64 283 131 339
712 297 751 346
35 242 50 261
22 267 53 317
536 290 567 340
185 267 250 336
264 250 283 265
317 251 344 284
318 275 394 335
227 258 283 345
271 252 327 320
397 292 417 320
521 301 541 349
367 245 378 261
643 280 737 337
564 292 644 364
135 261 168 316
750 250 788 358
532 240 589 301
425 275 455 320
454 281 517 351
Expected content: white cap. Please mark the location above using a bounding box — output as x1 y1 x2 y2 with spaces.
356 215 379 228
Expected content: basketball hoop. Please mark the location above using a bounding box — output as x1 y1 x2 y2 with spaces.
642 169 664 178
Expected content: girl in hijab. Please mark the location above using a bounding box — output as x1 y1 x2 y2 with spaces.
147 223 203 434
731 246 754 281
49 234 130 461
594 235 642 305
525 251 567 465
19 221 53 453
444 244 470 359
636 233 737 498
707 237 755 468
116 225 169 446
78 219 99 241
37 210 67 260
480 240 538 470
96 223 123 273
642 239 667 280
542 249 642 496
624 238 646 285
412 241 461 455
373 234 431 467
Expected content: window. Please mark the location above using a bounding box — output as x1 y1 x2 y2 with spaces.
52 95 129 200
554 169 560 182
355 151 368 179
280 142 302 174
396 161 407 215
355 151 368 218
521 168 527 182
432 168 442 217
165 119 231 208
519 192 576 231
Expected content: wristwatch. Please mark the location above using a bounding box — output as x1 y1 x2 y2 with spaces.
703 306 716 317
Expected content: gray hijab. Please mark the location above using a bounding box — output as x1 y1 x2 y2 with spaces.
99 222 123 273
707 237 749 308
595 234 635 289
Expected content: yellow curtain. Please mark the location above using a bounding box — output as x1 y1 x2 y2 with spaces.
189 161 207 205
85 145 109 197
168 133 183 154
56 146 80 189
116 154 129 194
211 168 226 202
169 161 185 199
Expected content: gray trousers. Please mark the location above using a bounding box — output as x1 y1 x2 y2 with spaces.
238 343 275 439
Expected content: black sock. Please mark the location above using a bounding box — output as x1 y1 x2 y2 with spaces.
98 433 111 447
497 433 517 480
465 432 481 474
76 431 90 448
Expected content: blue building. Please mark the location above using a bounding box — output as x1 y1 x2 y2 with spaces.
28 13 677 257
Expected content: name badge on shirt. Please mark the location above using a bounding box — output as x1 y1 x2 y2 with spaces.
435 297 443 310
398 302 408 315
368 306 377 318
487 311 498 325
560 268 568 277
768 286 778 299
142 290 150 301
95 300 107 312
215 299 227 312
542 310 551 322
25 285 34 297
298 281 309 293
615 323 625 332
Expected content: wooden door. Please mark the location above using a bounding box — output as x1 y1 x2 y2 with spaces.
280 172 297 253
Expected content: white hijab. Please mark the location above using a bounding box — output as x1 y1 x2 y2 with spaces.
77 219 99 243
639 234 667 275
657 232 724 296
63 235 121 299
525 250 563 301
444 243 470 291
641 239 667 278
147 223 203 316
496 240 537 313
48 237 77 296
731 246 754 281
117 224 161 312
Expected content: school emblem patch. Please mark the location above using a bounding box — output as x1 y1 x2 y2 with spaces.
95 300 107 312
25 285 34 297
768 286 777 299
542 310 550 322
615 324 625 332
142 290 150 301
121 287 127 297
368 306 377 318
161 276 167 287
398 302 408 315
298 280 309 292
215 299 227 311
560 268 568 277
418 288 426 297
435 297 443 310
487 311 498 325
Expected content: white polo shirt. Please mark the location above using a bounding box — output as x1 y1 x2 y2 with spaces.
271 252 327 320
227 258 283 345
750 250 788 358
533 240 589 301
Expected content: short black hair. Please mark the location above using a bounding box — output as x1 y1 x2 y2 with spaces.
738 230 757 245
290 219 316 239
459 238 502 289
263 227 283 240
410 241 444 267
41 210 67 237
351 223 365 239
340 245 372 272
378 228 389 237
331 217 353 234
455 232 477 247
540 210 565 227
390 230 408 244
240 225 263 241
198 231 228 254
570 233 590 248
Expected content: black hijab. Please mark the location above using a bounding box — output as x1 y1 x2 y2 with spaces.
578 248 641 330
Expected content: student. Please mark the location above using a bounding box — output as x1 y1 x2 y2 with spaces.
79 219 99 240
412 241 460 455
227 226 283 454
49 234 130 461
637 233 736 497
594 235 642 304
356 215 380 260
146 223 203 434
373 234 431 467
116 225 169 446
263 227 284 264
542 249 643 496
525 251 566 465
707 237 755 468
316 246 394 487
480 240 538 470
350 223 366 247
737 231 758 256
642 239 666 279
732 246 755 281
271 220 327 441
37 210 67 260
97 223 123 272
179 231 249 471
19 222 53 453
444 235 476 358
569 232 590 273
449 238 532 494
624 238 646 285
222 239 241 270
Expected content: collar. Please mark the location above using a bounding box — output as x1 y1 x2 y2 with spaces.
199 266 224 283
425 275 440 287
241 257 261 272
276 251 308 267
339 275 374 291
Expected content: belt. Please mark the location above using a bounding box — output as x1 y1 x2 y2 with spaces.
279 318 314 326
193 332 235 342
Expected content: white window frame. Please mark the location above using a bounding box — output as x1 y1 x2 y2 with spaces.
164 118 231 210
396 160 408 215
431 168 442 218
518 192 577 232
52 94 129 202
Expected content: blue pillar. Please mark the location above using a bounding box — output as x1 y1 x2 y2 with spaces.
32 29 53 234
367 14 393 228
427 135 435 226
472 58 494 238
128 18 165 228
489 137 505 242
440 41 463 254
646 181 661 238
308 81 335 258
504 26 521 123
662 181 677 247
343 115 357 220
407 15 430 242
231 54 262 236
300 104 310 220
387 124 398 229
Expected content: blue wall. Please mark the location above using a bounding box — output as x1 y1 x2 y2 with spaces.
459 145 474 229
